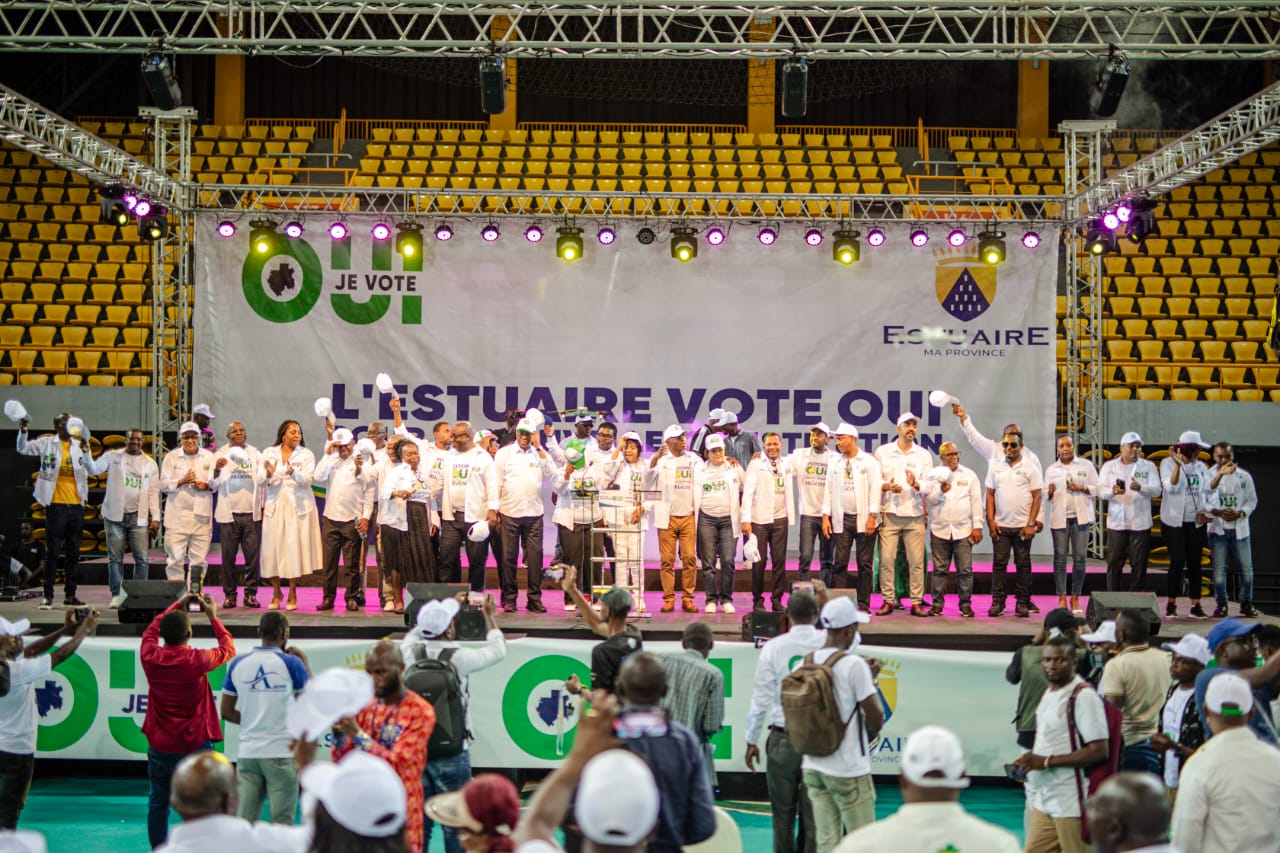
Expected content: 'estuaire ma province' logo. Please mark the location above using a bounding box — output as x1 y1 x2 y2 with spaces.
935 245 997 322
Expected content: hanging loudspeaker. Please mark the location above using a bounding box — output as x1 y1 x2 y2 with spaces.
781 58 808 119
479 57 507 115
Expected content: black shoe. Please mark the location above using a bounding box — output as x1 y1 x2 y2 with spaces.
1166 600 1177 617
502 602 517 613
316 599 335 612
527 600 547 613
929 605 944 617
1211 604 1227 618
223 597 237 609
1015 604 1030 618
1189 603 1208 619
752 601 766 613
64 597 85 607
243 595 261 609
1241 603 1258 618
1026 601 1040 614
960 604 975 618
345 598 362 612
989 602 1005 618
771 598 783 612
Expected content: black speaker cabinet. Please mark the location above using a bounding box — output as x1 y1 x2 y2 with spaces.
119 580 186 624
1086 591 1161 637
405 583 471 628
479 57 507 115
742 611 787 643
781 58 808 118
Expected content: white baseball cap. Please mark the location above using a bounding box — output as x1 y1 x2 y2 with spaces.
1205 672 1254 716
301 752 406 838
811 422 832 436
820 597 871 629
708 408 727 422
178 421 201 437
833 422 859 438
374 372 395 395
705 434 725 451
901 725 970 789
575 750 660 847
720 411 739 425
416 598 461 637
1120 431 1143 446
743 533 760 563
313 397 333 419
620 431 642 444
1081 620 1117 644
1177 430 1211 449
0 617 33 637
928 389 956 408
4 400 29 423
192 403 216 419
355 437 377 457
662 424 684 442
1161 633 1211 665
330 428 354 446
226 447 251 466
467 520 490 542
516 419 535 434
896 411 919 426
575 412 595 424
287 667 375 742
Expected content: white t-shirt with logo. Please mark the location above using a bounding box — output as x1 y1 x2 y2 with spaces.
1027 677 1108 818
669 455 695 517
0 655 52 754
985 456 1043 529
767 458 788 520
799 648 878 779
790 448 832 518
223 646 310 759
699 463 734 517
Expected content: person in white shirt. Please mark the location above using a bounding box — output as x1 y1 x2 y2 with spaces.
435 422 499 593
822 423 882 610
801 597 884 853
695 434 744 614
1171 672 1280 853
220 612 310 825
0 611 97 829
1097 432 1162 594
552 455 608 610
1084 772 1181 853
789 423 836 583
985 428 1043 618
313 428 374 612
100 428 161 609
923 442 983 618
1159 430 1212 619
650 425 703 614
743 589 826 853
400 595 507 853
1152 633 1209 794
257 420 322 613
950 402 1045 527
873 412 933 618
493 420 557 613
742 433 795 613
601 432 650 613
380 437 440 613
15 411 109 609
834 725 1020 853
1205 441 1258 618
1012 634 1109 853
162 421 217 591
1044 434 1099 614
210 422 264 610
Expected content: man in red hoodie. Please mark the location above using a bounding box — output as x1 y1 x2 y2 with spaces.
141 591 236 848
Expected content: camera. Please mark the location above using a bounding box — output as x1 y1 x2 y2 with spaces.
74 607 90 623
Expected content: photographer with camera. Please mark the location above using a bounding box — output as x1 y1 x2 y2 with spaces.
141 591 236 847
0 609 98 829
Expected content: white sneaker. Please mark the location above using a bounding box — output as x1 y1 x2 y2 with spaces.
382 601 395 612
721 602 736 614
39 598 53 611
705 601 718 613
564 601 577 611
108 595 122 609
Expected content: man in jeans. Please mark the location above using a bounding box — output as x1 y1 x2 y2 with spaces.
0 611 97 828
220 612 309 824
984 429 1043 618
401 594 506 853
1205 441 1258 618
1100 609 1170 775
142 591 236 847
99 428 161 609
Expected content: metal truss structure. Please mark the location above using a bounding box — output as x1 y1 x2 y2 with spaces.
1 1 1279 59
1079 78 1280 218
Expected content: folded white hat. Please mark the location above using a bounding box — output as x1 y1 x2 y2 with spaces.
467 520 490 542
4 400 29 423
526 408 545 429
226 447 250 466
416 598 461 637
1177 430 1211 449
355 437 377 457
662 424 684 442
928 465 953 483
929 389 957 408
330 428 354 446
301 752 406 838
374 372 396 395
0 617 33 637
67 416 89 440
287 667 375 742
1081 620 1117 644
314 397 333 418
743 534 760 563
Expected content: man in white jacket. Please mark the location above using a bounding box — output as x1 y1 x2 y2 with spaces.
650 424 703 614
15 411 108 609
209 421 263 609
101 429 161 609
1159 429 1212 619
1097 432 1162 594
436 422 499 593
494 420 557 613
789 423 836 584
161 421 216 589
742 432 795 613
923 443 982 618
1043 434 1099 614
313 428 374 612
822 423 882 609
1206 441 1258 618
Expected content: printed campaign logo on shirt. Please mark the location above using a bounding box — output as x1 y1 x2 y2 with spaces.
451 466 471 482
702 479 728 493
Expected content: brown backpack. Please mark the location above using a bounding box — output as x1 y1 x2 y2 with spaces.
781 650 858 756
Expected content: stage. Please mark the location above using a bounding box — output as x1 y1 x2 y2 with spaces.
8 551 1264 651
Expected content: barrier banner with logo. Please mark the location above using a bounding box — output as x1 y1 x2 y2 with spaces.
193 215 1059 461
32 635 1019 776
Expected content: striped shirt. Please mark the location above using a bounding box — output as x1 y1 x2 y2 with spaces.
659 649 725 785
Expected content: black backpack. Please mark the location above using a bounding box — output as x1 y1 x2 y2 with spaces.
405 646 467 758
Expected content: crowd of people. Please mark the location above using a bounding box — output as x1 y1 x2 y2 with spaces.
7 398 1259 621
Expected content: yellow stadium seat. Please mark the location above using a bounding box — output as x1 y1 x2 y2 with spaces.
1224 298 1252 318
1194 297 1221 317
1104 387 1133 400
1185 367 1216 388
1212 319 1242 341
1107 340 1135 361
1171 388 1200 401
1231 341 1261 362
1136 340 1165 361
1220 367 1250 388
1136 387 1165 400
1200 340 1227 361
18 374 49 386
1236 389 1264 402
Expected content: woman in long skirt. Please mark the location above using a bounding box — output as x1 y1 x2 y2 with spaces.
380 438 438 611
257 419 322 611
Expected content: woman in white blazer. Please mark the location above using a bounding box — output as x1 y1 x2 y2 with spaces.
256 419 321 611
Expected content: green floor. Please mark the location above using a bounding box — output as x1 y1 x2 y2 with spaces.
20 777 1027 851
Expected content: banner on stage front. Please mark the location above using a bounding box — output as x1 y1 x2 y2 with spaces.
32 634 1019 777
193 215 1059 460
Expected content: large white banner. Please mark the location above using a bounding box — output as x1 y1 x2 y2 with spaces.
193 215 1058 458
31 634 1019 777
